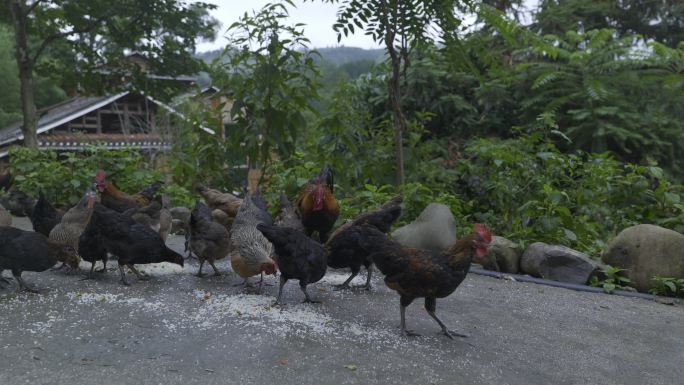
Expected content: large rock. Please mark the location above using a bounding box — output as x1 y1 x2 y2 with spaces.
392 203 457 252
170 206 191 224
602 224 684 292
521 242 600 284
479 236 521 274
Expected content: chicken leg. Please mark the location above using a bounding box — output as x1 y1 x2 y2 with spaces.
359 265 373 290
208 260 221 276
425 297 469 339
273 275 287 305
118 264 130 286
333 269 359 291
127 264 150 281
300 281 319 303
196 260 206 277
400 299 421 337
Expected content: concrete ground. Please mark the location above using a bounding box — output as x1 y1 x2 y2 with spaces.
1 217 683 385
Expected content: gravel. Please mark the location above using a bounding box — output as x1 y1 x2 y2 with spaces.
1 217 683 385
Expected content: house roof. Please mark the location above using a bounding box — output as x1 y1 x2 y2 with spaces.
0 91 215 158
0 93 127 147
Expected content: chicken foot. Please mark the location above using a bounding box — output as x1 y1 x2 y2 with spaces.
198 260 221 277
333 270 359 291
127 264 150 281
196 260 206 277
300 282 320 304
81 260 108 280
400 303 421 337
425 297 469 339
118 264 130 286
208 260 221 276
356 265 373 290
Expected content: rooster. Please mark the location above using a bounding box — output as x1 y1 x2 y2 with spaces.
93 171 162 213
295 165 340 242
358 223 492 339
325 195 403 290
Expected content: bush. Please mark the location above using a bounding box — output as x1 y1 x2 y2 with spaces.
453 135 684 256
9 147 162 206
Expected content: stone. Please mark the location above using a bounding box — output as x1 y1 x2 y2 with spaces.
479 236 521 273
521 242 600 284
170 206 191 224
602 224 684 292
391 203 457 252
171 219 186 235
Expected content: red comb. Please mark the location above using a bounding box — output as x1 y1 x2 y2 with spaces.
95 170 106 180
473 223 492 243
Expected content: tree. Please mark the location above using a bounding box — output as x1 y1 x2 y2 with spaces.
213 1 320 174
533 0 684 47
0 0 218 148
314 0 470 185
0 25 66 129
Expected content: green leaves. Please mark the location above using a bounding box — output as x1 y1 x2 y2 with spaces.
213 2 321 174
8 147 162 206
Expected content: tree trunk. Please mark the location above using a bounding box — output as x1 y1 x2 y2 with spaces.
9 0 39 149
388 53 406 185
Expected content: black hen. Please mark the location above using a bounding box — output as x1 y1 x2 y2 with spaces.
256 223 327 304
78 216 109 279
0 226 77 292
30 193 63 237
89 203 184 285
325 195 403 290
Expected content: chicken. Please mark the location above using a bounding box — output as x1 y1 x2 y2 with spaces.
230 193 276 290
0 190 35 216
122 193 172 241
0 169 11 192
78 216 109 279
48 190 97 270
30 193 63 237
325 195 403 290
275 194 305 232
357 223 492 339
195 184 242 232
295 165 340 242
257 223 327 304
0 226 77 292
189 201 231 277
0 204 10 226
94 170 163 213
88 203 184 285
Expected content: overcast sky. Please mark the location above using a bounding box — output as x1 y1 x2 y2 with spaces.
196 0 382 52
196 0 540 52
